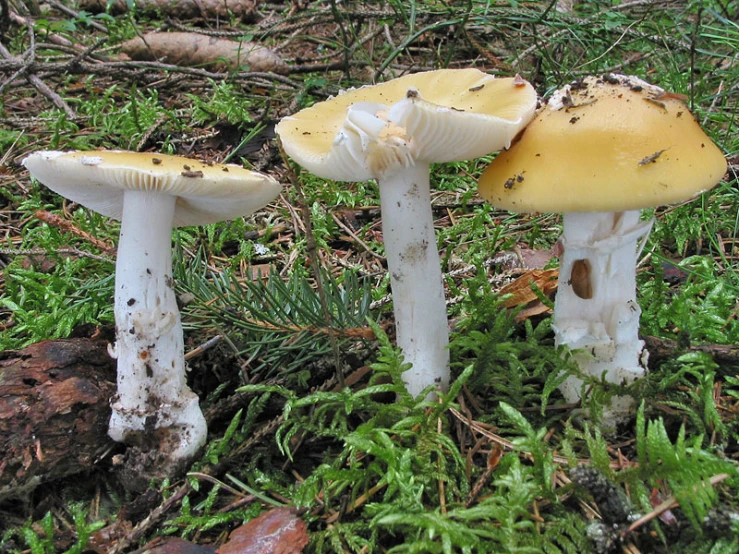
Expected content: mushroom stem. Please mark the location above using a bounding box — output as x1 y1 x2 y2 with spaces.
108 189 207 461
553 210 653 422
377 162 450 396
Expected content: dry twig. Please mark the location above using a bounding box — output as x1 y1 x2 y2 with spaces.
0 27 76 117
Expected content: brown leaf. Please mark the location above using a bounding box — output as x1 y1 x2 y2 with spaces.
490 246 555 271
496 269 558 322
518 246 556 270
217 507 309 554
498 269 558 309
512 302 552 323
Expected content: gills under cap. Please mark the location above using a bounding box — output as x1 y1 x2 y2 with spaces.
23 150 281 227
276 68 538 181
478 74 727 213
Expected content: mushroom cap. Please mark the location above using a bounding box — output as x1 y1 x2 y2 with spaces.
275 69 538 181
23 150 281 227
478 74 727 213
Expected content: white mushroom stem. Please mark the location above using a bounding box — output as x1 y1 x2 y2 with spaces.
377 162 450 397
553 210 653 422
335 99 451 397
108 189 207 461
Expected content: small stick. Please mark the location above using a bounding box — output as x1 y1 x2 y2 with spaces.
437 406 447 514
0 32 77 118
44 0 109 33
329 210 384 260
642 335 739 365
108 483 192 554
622 473 731 536
0 246 112 263
186 472 251 498
184 335 222 361
9 12 77 51
34 210 116 253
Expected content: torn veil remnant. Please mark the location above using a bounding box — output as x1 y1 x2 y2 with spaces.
478 74 726 426
23 150 281 480
276 69 537 397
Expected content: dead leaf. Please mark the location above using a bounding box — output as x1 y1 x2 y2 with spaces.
490 246 555 271
217 507 309 554
511 303 552 322
498 269 558 309
517 246 556 270
121 33 288 74
496 269 558 322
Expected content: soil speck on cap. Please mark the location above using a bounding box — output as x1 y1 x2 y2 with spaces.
638 149 667 166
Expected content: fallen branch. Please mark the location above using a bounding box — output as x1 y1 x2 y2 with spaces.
0 33 76 118
642 335 739 366
0 57 298 86
45 0 109 33
9 11 107 57
79 0 260 21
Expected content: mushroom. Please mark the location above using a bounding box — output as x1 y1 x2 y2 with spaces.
275 69 537 397
23 150 281 474
478 74 726 423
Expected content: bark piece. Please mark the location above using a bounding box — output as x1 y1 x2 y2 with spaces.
120 32 288 74
79 0 259 20
0 339 116 500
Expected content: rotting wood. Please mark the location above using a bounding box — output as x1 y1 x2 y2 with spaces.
0 338 117 501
